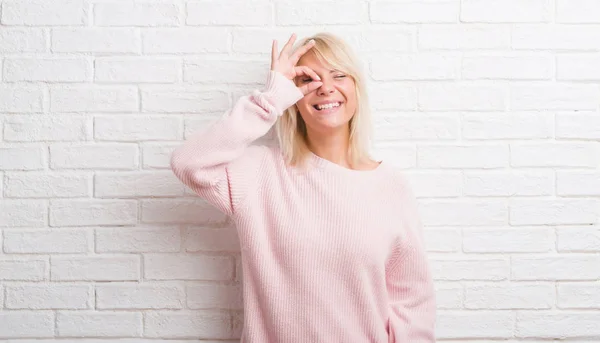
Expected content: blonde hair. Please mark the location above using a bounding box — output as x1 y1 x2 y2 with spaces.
275 32 375 169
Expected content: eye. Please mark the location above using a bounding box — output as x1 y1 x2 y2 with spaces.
334 74 346 79
301 78 313 83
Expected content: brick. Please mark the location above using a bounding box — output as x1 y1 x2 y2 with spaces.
96 227 181 253
50 144 138 170
141 199 227 225
56 311 142 337
328 27 415 53
557 54 600 80
3 229 89 253
557 171 600 196
141 143 179 169
184 116 221 139
372 54 460 80
558 282 600 309
421 199 508 226
144 311 231 338
557 0 600 23
184 58 268 84
50 86 138 113
0 200 47 228
465 283 554 309
0 28 46 53
1 0 86 25
94 2 180 26
437 311 514 339
6 284 91 309
51 256 140 281
0 312 54 338
96 283 184 309
513 25 600 50
143 28 229 54
185 227 240 252
52 28 140 53
374 114 458 141
512 256 600 280
461 0 551 23
371 1 459 23
141 87 229 113
462 112 553 139
557 227 600 252
464 228 552 253
424 229 461 252
144 254 233 281
556 112 600 139
0 146 45 170
432 258 509 281
3 58 90 82
511 143 599 168
188 1 272 26
462 53 553 80
95 57 181 83
511 199 599 226
368 83 417 110
94 116 182 141
0 86 44 113
95 171 184 198
435 283 463 309
276 2 367 25
369 145 416 169
0 258 46 281
511 84 598 111
418 84 506 111
4 116 88 142
419 24 510 50
187 283 242 309
464 171 553 196
516 312 600 338
231 28 314 54
50 199 137 227
418 145 508 169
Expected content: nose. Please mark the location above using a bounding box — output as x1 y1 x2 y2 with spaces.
317 78 335 96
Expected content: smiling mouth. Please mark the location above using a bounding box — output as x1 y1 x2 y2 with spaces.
313 102 343 111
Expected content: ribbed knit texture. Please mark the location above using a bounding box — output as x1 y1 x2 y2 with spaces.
170 70 436 343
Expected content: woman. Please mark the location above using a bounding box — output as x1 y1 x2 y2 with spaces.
170 32 436 343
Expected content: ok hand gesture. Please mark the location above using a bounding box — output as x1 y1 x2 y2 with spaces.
271 33 323 95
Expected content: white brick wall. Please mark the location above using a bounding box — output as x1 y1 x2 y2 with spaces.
0 0 599 341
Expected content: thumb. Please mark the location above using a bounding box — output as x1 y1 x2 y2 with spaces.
299 81 322 95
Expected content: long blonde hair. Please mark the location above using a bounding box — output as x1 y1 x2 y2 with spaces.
275 32 375 169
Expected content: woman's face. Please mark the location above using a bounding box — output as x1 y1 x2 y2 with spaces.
294 52 357 135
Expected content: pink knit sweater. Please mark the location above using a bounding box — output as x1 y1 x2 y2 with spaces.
170 71 436 343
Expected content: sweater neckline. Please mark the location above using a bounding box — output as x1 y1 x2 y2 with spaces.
308 151 385 175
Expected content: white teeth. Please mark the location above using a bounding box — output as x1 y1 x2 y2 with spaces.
316 102 340 110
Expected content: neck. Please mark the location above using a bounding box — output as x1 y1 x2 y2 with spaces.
306 127 352 168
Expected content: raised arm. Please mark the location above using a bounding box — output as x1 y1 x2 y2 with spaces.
170 34 323 216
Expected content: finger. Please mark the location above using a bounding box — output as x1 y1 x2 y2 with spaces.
280 33 296 58
294 66 321 81
290 39 316 65
299 81 323 95
271 39 278 70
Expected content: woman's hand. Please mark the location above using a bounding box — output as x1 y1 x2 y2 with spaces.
271 33 323 95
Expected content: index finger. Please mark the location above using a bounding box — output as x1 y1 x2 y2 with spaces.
271 40 278 69
290 39 316 65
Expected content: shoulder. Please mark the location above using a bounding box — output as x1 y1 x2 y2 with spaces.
379 165 415 192
380 165 420 207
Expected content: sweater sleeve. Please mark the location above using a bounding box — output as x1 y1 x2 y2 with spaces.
386 176 437 343
170 70 304 216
